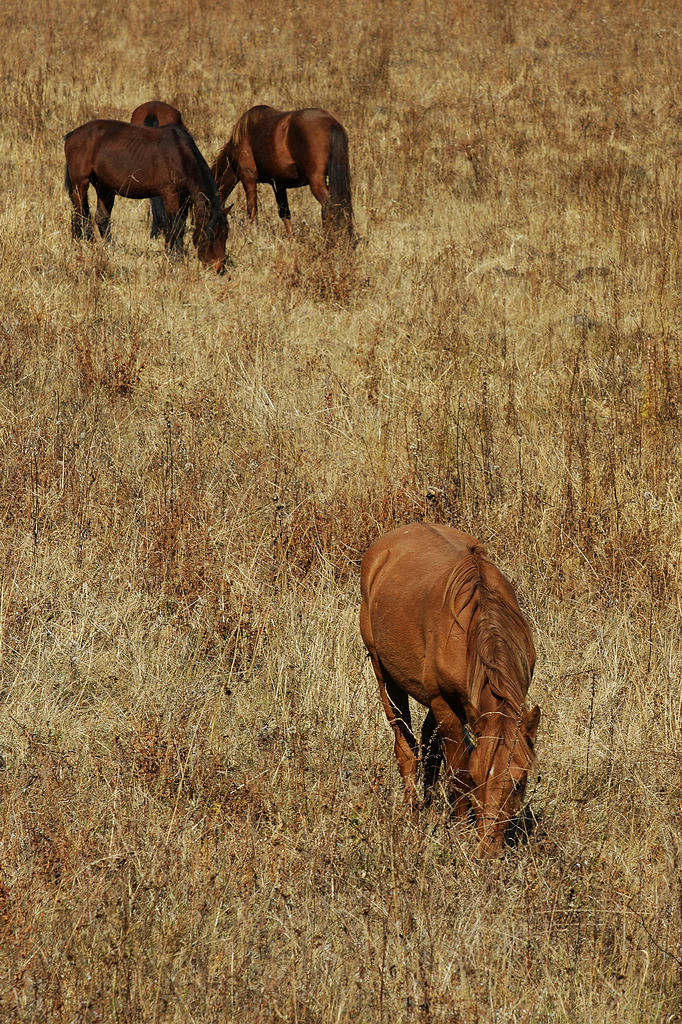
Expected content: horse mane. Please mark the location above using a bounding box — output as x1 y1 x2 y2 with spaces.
168 125 227 237
229 105 274 148
212 106 277 201
443 544 534 760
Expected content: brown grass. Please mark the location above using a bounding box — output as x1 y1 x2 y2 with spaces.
0 0 681 1020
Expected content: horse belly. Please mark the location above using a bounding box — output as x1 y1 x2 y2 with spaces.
269 168 305 187
366 609 420 688
249 122 302 185
373 601 469 707
254 153 301 186
94 149 167 199
362 577 439 705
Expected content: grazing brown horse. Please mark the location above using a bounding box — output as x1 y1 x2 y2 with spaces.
130 102 185 238
212 106 354 238
360 522 540 856
64 119 228 273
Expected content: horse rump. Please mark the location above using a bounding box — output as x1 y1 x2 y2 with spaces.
130 101 183 129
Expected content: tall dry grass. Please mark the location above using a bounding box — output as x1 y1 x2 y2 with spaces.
0 0 681 1020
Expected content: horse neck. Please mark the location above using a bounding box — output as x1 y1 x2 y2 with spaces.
441 548 534 783
164 125 217 209
471 595 531 711
184 140 221 211
473 687 531 784
443 550 531 715
190 189 211 224
477 689 519 744
231 106 272 148
212 142 238 202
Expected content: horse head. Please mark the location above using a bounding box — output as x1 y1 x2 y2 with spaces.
467 702 540 856
193 205 229 274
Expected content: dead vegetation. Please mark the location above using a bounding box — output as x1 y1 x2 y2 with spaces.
0 0 680 1020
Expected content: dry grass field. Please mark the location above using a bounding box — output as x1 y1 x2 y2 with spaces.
0 0 681 1020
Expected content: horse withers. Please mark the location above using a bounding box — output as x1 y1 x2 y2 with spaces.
64 119 228 273
360 522 540 857
212 105 354 240
130 102 185 239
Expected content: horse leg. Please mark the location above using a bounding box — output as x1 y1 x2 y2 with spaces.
372 662 418 810
241 171 259 224
429 696 471 820
94 184 115 240
273 184 292 237
167 210 187 255
69 181 94 240
161 191 186 256
149 196 168 239
307 173 333 231
420 709 443 805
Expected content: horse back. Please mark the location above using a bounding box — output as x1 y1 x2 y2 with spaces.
361 522 479 705
287 108 341 167
239 109 300 181
64 120 192 197
231 105 281 150
64 120 130 167
66 119 154 149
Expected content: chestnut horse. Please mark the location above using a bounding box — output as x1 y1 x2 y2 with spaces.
212 105 354 239
64 119 228 273
360 522 540 856
130 102 184 239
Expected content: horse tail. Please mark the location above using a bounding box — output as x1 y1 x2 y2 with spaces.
326 122 354 236
64 127 77 195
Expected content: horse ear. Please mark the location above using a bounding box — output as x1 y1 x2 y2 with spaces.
524 705 541 744
224 203 234 217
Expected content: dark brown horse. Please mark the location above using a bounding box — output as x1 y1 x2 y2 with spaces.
212 106 353 239
130 102 185 238
360 522 540 856
64 119 228 273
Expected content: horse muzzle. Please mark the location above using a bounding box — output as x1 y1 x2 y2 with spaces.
476 812 515 857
